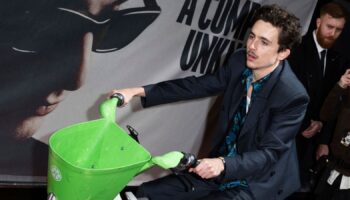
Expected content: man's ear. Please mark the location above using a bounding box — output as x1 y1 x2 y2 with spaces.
278 48 290 60
316 17 321 29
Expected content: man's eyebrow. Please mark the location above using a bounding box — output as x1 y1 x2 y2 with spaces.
250 31 272 44
327 24 335 29
259 36 272 44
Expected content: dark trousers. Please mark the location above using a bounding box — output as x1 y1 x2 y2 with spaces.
315 167 350 200
296 134 316 188
135 173 254 200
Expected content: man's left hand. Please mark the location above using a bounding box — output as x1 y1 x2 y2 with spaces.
301 120 323 138
316 144 329 160
188 158 224 179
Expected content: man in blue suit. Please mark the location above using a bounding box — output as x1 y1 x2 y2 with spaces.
110 4 309 200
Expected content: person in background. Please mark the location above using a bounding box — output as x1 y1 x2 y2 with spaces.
288 2 349 192
110 4 308 200
314 68 350 200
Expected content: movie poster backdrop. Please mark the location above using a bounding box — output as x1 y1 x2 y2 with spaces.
0 0 317 185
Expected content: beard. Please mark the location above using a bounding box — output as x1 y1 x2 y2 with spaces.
316 30 336 49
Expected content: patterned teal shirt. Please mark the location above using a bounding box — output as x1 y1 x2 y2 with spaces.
219 68 271 190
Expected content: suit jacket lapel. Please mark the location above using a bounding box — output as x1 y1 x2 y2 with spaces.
309 37 324 80
239 62 283 138
228 79 244 121
324 50 340 80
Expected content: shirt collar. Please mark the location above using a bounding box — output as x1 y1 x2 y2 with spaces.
242 68 271 83
242 68 272 90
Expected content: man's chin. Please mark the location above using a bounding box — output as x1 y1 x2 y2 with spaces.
319 39 335 49
246 61 252 68
246 62 257 70
14 116 44 139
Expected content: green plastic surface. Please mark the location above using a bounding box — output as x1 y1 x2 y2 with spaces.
47 98 183 200
152 151 184 169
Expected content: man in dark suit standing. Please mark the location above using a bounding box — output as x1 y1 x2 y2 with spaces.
110 5 309 200
288 2 349 192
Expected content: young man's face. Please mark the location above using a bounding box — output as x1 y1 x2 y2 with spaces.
316 14 345 49
246 20 289 74
0 32 93 139
0 0 160 139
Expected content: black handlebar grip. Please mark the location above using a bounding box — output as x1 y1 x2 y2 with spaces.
111 93 125 107
172 152 199 172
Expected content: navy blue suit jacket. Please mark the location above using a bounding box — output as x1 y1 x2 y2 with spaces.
142 49 309 200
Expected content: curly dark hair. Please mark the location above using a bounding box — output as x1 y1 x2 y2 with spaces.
252 4 301 52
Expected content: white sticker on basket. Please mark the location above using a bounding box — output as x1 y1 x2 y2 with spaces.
51 165 62 181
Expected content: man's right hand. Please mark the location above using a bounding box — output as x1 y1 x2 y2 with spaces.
338 69 350 89
301 120 323 138
108 87 145 107
188 158 225 179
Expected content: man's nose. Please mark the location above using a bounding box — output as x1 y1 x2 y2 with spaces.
329 28 336 37
64 32 93 91
248 39 257 51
